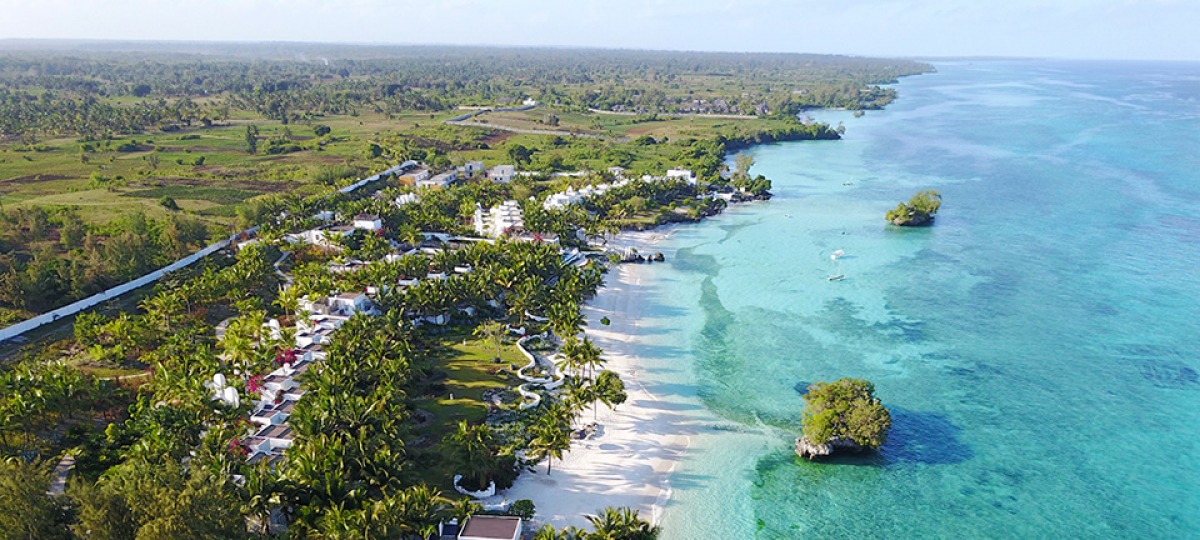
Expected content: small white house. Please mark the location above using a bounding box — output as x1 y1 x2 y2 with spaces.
420 171 458 188
395 192 421 206
399 167 431 185
462 161 485 177
352 214 383 231
488 165 516 184
666 168 698 185
329 292 370 314
458 515 522 540
543 187 584 210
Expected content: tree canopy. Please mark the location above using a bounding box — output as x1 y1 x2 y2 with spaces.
800 378 891 450
886 190 941 226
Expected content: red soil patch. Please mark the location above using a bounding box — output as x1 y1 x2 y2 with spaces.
480 131 515 145
3 174 74 184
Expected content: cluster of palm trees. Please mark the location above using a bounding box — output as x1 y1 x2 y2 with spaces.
1 165 658 536
533 506 661 539
0 360 113 453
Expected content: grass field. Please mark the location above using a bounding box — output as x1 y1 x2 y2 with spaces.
410 333 528 490
0 110 465 229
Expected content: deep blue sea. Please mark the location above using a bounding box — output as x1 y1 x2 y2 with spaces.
623 60 1200 538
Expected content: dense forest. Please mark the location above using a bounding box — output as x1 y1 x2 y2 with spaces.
0 44 931 136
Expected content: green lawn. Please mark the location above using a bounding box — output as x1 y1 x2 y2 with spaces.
410 333 527 490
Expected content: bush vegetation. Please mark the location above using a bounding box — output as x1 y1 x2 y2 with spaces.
800 378 891 450
886 190 942 226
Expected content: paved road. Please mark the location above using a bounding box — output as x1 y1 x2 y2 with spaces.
444 120 612 140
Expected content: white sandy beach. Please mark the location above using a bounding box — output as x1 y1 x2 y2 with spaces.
491 231 702 530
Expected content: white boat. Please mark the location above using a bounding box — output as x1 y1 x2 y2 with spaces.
829 250 846 281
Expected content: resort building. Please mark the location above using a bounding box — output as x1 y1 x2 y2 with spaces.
284 227 352 248
398 167 431 186
666 168 698 184
473 200 525 238
352 214 383 231
396 192 421 206
457 516 522 540
420 171 459 189
460 160 485 177
543 187 585 210
488 164 517 184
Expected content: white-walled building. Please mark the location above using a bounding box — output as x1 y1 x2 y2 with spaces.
329 292 372 315
420 171 458 189
395 192 421 206
461 161 485 177
488 165 517 184
352 214 383 231
666 168 698 184
543 187 585 210
399 167 431 185
285 227 352 248
473 200 525 238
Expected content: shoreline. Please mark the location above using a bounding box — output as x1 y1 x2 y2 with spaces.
491 227 701 530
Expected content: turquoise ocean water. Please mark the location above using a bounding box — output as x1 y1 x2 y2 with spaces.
623 61 1200 538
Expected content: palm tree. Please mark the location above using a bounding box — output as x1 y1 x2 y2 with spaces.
555 337 585 380
240 459 283 535
548 298 584 339
592 370 628 423
562 377 596 421
447 420 496 491
533 524 586 540
473 320 506 361
576 337 605 381
586 507 660 540
529 402 573 475
274 285 302 318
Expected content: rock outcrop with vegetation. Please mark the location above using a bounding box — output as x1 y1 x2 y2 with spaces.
796 378 891 460
886 190 942 226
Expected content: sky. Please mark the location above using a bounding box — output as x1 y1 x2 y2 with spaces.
1 0 1198 61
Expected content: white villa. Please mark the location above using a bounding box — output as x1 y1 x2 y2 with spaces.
666 168 698 184
543 187 585 210
420 171 458 189
488 164 517 184
285 227 351 248
395 192 421 206
352 214 383 231
543 178 633 210
459 160 485 177
473 200 525 238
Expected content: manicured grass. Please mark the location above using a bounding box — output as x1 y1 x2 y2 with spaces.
410 333 527 490
418 335 525 430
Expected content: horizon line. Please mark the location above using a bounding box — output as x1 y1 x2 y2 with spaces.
0 37 1194 65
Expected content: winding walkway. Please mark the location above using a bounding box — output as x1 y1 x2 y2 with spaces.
47 454 75 496
515 333 563 410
